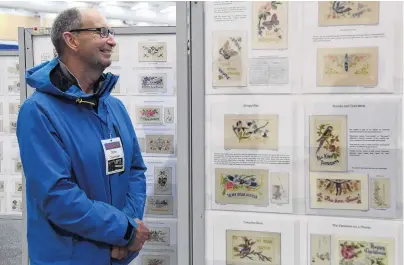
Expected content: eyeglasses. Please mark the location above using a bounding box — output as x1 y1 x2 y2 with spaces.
69 27 115 38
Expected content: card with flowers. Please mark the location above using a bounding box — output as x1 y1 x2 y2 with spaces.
251 1 288 50
135 105 163 125
215 168 269 206
317 47 379 87
223 114 279 150
333 236 394 265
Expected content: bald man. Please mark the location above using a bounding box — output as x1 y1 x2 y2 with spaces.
17 7 149 265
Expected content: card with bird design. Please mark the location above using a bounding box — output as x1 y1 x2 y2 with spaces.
145 195 174 216
371 178 390 210
138 42 167 62
215 168 269 206
309 172 369 210
224 114 278 150
252 1 288 50
333 236 394 265
270 172 289 205
212 30 247 87
310 234 331 265
319 1 379 26
309 115 347 172
317 47 379 87
226 230 281 265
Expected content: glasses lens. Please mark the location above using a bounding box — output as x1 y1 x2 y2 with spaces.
100 27 114 38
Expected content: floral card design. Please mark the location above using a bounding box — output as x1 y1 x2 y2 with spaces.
154 166 172 195
317 47 379 87
138 42 167 62
212 30 247 87
319 1 380 26
333 236 394 265
224 114 278 150
14 159 22 173
309 115 347 172
145 195 174 215
145 135 174 154
164 107 174 123
226 230 281 265
309 172 369 210
252 1 288 50
139 73 167 93
145 227 170 246
310 234 331 265
371 178 390 209
215 168 269 206
270 172 289 204
142 254 170 265
135 105 163 125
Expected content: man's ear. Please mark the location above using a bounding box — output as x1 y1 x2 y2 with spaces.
62 32 80 52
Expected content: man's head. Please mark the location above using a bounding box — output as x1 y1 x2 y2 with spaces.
51 8 116 70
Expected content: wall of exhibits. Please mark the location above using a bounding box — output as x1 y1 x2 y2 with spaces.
0 1 403 265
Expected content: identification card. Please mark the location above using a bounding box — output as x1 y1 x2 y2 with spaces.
101 137 125 175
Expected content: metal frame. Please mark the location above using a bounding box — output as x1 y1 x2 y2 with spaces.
18 13 191 264
189 2 205 265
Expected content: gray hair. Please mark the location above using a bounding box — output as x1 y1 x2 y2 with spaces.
51 8 83 56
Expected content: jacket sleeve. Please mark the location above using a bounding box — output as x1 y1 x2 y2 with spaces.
121 114 147 221
17 99 138 247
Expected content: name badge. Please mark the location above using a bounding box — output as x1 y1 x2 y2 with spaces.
101 137 125 175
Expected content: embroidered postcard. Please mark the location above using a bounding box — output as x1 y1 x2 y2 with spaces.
135 105 163 125
212 30 247 87
11 198 22 212
333 236 394 265
154 166 173 195
319 1 380 26
145 135 174 154
142 254 170 265
15 181 22 193
309 115 347 172
226 230 281 265
309 172 369 210
145 227 170 246
310 234 331 265
215 168 269 206
252 1 288 49
317 47 379 87
270 172 289 204
371 178 390 209
145 195 174 215
138 42 167 62
139 73 167 93
224 114 278 150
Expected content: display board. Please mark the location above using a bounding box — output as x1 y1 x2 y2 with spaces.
189 1 403 265
18 14 190 265
0 50 23 218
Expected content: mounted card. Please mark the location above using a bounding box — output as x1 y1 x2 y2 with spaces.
270 172 289 204
138 42 167 62
154 166 173 195
135 105 164 125
310 234 331 265
371 178 390 210
145 195 174 216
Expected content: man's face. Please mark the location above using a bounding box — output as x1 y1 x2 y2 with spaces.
73 10 116 70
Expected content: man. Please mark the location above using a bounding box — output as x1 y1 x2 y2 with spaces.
16 7 149 265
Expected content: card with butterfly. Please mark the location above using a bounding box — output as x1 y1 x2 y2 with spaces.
251 1 288 50
317 47 379 87
212 30 248 87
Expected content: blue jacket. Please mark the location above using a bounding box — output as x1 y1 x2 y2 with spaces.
16 58 147 265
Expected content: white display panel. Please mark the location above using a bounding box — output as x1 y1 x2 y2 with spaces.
300 215 403 265
303 94 401 219
205 95 295 213
301 1 401 94
0 54 22 216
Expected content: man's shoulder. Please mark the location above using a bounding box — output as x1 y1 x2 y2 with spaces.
19 92 57 115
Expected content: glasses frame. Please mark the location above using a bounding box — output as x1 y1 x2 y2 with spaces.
69 27 115 38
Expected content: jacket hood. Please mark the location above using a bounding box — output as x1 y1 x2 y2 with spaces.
26 57 118 101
